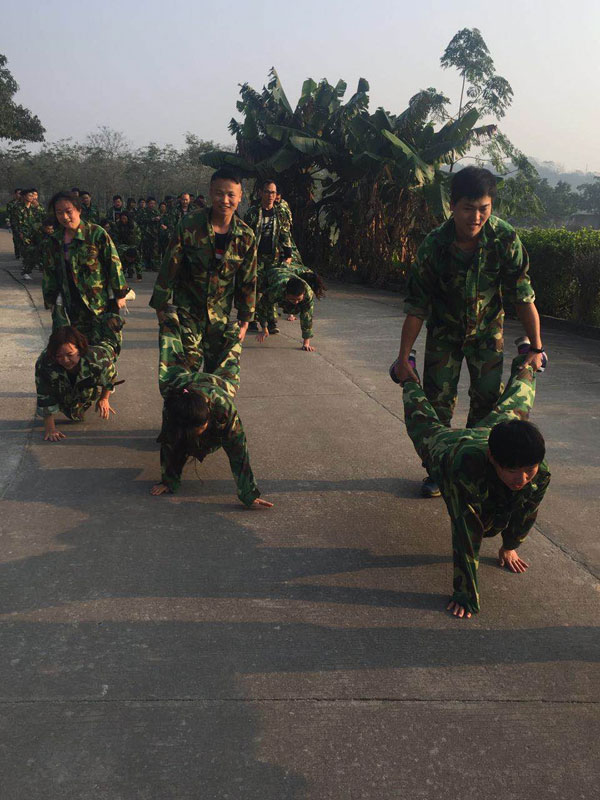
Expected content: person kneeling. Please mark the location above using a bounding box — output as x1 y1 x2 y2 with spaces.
151 313 273 509
402 353 550 618
35 326 119 441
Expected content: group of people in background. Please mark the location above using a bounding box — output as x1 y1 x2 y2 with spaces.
5 187 208 282
5 164 553 619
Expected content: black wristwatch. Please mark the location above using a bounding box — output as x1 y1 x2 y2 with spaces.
529 346 545 353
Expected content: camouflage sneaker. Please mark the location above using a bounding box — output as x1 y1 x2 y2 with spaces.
421 476 441 498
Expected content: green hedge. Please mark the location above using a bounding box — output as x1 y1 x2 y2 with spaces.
518 227 600 322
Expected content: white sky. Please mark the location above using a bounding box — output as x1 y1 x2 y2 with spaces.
3 0 600 172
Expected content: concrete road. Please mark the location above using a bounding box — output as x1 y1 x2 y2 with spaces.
1 229 598 799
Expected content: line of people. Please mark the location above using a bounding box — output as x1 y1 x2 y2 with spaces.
27 165 552 620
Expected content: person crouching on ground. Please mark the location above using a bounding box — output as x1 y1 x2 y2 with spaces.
401 347 550 618
150 310 273 509
256 268 326 352
35 326 120 442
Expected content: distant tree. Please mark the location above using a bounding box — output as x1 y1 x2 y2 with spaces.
577 177 600 213
0 53 45 142
441 28 513 121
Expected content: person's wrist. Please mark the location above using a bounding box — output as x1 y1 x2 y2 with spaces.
529 345 544 354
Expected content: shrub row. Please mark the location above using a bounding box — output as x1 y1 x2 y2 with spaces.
519 227 600 324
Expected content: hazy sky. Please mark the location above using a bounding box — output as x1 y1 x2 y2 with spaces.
3 0 600 172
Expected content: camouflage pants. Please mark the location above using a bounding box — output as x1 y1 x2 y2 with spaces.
52 305 124 356
404 355 536 473
404 356 537 613
142 236 161 270
57 387 101 421
257 255 278 325
20 240 37 274
423 334 504 428
12 229 21 258
158 311 241 399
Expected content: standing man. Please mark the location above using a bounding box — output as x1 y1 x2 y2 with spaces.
393 167 545 498
15 188 40 280
244 179 293 333
105 195 124 224
80 191 100 224
175 192 193 223
149 167 257 373
141 197 162 271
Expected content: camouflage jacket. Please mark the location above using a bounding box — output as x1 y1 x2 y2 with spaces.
43 221 129 314
15 204 40 243
139 207 162 240
111 220 142 251
104 206 124 224
35 343 117 417
80 203 100 224
404 215 535 345
403 359 550 613
244 203 292 262
149 206 257 325
158 378 259 506
6 198 21 227
257 265 315 338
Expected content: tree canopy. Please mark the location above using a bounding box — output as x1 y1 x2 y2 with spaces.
0 53 45 143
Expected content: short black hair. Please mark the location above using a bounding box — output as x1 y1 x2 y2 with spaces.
21 188 36 196
70 187 80 193
286 276 306 297
80 190 91 197
488 420 545 468
262 179 278 191
112 194 122 202
138 197 145 203
146 196 156 202
42 216 55 228
210 167 242 185
450 166 497 205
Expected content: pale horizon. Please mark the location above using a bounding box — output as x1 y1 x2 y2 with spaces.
3 0 600 174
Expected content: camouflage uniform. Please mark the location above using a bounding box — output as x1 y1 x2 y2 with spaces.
111 219 142 278
80 203 100 224
35 338 118 421
158 211 175 259
404 215 536 427
140 207 162 270
43 221 129 351
149 207 257 373
6 198 22 258
403 355 550 614
244 202 293 276
15 204 42 274
256 265 315 338
157 313 260 505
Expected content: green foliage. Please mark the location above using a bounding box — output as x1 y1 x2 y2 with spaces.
577 176 600 212
440 28 514 120
0 53 45 142
0 127 219 209
519 227 600 321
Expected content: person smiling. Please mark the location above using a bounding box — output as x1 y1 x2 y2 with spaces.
43 191 129 351
35 326 120 442
393 167 545 498
149 168 257 374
